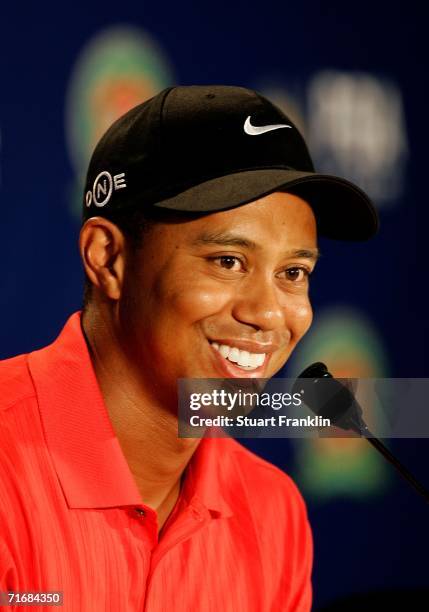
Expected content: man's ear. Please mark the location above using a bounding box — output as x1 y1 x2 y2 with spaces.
79 217 127 301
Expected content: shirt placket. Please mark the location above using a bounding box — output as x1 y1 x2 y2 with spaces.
141 498 212 611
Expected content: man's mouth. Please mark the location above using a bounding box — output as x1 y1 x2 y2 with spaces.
209 341 267 371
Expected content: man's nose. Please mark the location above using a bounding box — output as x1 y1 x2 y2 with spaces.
231 276 286 332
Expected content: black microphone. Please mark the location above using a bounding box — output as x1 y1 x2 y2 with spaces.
295 362 429 504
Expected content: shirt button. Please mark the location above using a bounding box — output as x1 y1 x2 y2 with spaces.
192 508 204 522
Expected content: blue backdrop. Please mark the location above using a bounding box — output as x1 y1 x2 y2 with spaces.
1 1 428 608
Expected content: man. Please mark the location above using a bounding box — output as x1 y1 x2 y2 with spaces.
0 86 377 611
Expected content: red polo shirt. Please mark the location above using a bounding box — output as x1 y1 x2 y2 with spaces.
0 312 312 611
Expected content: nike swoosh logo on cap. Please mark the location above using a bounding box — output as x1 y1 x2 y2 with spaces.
244 115 292 135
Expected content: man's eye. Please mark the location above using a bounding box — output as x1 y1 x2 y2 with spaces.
212 256 243 270
284 267 309 282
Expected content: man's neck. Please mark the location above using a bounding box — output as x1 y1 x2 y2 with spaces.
81 307 201 531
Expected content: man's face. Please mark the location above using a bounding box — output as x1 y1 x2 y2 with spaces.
117 192 318 403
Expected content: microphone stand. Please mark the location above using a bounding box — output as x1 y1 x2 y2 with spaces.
297 362 429 505
362 425 429 504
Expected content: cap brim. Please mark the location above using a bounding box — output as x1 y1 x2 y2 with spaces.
152 168 379 241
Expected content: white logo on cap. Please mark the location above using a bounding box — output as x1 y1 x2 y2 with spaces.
85 171 127 208
244 115 292 136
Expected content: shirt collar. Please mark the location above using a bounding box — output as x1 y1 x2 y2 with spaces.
28 311 232 517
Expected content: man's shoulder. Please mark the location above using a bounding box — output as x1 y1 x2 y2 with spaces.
216 437 308 519
0 354 41 508
0 352 36 412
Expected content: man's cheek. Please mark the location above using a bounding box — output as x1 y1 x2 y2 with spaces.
269 302 313 374
288 300 313 339
166 285 232 319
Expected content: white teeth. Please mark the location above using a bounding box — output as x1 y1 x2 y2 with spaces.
219 345 229 358
249 352 265 367
248 353 259 368
211 342 266 370
237 350 250 366
256 354 265 366
229 347 240 363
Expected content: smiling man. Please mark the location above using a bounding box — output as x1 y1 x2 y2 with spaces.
0 86 378 611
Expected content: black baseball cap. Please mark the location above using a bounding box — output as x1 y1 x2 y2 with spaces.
83 85 379 240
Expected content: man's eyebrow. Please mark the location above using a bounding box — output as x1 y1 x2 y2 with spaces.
290 248 320 261
192 232 320 261
193 231 258 250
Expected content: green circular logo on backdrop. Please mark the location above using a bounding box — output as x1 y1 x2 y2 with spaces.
65 25 175 217
288 306 389 379
287 306 390 502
